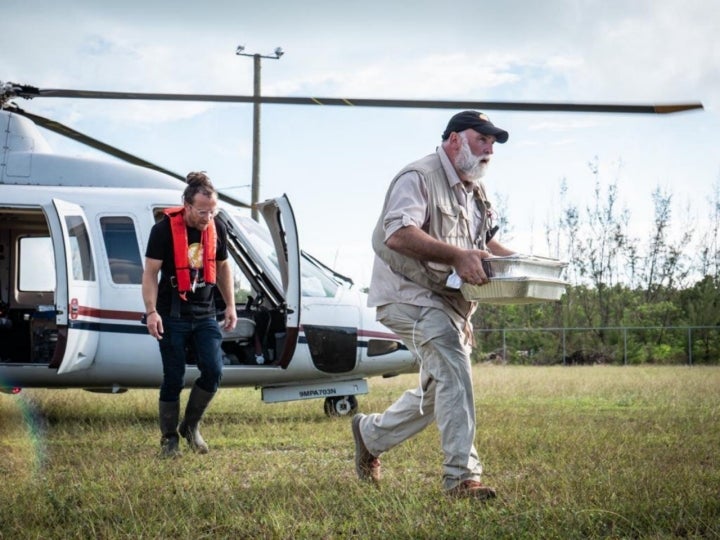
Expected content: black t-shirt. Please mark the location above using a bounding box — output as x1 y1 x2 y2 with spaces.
145 217 229 319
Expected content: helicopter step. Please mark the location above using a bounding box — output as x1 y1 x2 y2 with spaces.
261 379 367 416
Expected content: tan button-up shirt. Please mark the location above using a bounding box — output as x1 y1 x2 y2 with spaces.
367 146 485 310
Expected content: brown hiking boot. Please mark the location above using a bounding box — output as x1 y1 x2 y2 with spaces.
446 480 497 500
352 414 381 483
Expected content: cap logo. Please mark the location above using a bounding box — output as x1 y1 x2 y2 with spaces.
477 113 489 122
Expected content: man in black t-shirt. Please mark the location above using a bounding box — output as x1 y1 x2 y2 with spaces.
145 214 229 317
142 171 237 458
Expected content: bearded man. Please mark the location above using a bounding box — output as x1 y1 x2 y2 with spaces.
142 171 237 458
351 111 515 500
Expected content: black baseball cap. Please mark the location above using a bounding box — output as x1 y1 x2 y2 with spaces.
441 110 509 143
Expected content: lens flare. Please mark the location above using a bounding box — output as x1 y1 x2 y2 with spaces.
0 381 48 479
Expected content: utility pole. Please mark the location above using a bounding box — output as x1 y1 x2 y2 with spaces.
235 45 284 221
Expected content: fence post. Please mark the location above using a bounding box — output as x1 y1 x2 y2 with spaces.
623 327 628 365
688 327 693 366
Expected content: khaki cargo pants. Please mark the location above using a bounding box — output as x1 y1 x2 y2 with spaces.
358 303 483 490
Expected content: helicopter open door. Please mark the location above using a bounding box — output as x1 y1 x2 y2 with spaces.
255 195 301 368
47 199 100 374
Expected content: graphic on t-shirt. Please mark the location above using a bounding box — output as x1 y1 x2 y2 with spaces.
188 242 205 290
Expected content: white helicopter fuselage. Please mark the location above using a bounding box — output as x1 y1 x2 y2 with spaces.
0 109 416 415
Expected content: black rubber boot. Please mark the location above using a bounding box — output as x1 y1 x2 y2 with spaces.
178 384 215 454
159 400 180 458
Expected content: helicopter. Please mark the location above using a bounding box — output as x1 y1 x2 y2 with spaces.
0 81 703 416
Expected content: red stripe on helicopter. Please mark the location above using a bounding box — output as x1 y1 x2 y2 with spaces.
73 306 142 321
357 329 402 340
69 306 403 340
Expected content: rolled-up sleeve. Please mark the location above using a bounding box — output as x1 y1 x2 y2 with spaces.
381 171 428 241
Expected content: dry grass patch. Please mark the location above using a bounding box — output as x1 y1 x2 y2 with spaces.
1 365 718 538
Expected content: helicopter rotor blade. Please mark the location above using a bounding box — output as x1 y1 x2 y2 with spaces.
8 105 186 180
3 81 702 212
216 191 252 209
6 104 251 208
12 84 704 114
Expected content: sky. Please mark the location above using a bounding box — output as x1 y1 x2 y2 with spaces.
3 0 719 288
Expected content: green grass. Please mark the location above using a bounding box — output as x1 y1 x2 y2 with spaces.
1 365 719 539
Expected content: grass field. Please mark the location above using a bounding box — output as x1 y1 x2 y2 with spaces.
1 365 719 539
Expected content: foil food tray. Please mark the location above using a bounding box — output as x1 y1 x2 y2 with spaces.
482 255 567 279
461 277 568 304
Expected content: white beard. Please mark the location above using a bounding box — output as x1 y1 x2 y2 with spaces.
455 134 489 180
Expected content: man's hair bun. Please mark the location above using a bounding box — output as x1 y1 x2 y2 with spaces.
183 171 216 203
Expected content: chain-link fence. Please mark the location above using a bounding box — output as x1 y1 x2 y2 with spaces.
474 325 720 365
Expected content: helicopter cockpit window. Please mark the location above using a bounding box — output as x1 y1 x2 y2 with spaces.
231 213 339 298
65 215 95 281
222 254 253 305
300 256 341 298
100 217 143 285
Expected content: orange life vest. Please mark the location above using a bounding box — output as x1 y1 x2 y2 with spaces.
163 206 217 300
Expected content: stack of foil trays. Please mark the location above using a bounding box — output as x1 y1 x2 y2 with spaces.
460 255 568 304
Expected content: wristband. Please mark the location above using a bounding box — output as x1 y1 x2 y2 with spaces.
147 310 157 316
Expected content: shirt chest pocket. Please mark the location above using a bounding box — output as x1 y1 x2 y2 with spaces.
436 204 468 240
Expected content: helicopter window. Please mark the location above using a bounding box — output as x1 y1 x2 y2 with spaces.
152 208 169 223
231 213 339 298
231 215 283 284
18 236 55 291
100 217 143 285
224 254 253 305
300 257 340 298
64 215 95 281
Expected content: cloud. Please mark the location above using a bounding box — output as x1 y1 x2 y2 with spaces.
544 2 719 107
528 118 604 132
267 52 524 99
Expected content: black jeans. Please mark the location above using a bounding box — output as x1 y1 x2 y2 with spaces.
158 316 223 402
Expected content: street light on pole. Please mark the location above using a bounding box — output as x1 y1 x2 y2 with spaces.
235 44 284 221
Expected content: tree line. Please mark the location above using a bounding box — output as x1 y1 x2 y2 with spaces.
473 159 720 365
